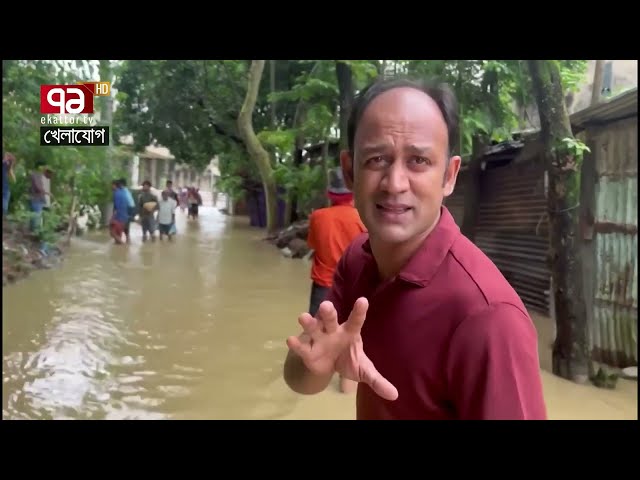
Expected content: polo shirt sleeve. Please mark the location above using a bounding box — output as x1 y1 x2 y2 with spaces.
446 302 548 420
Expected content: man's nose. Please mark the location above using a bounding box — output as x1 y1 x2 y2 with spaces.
381 160 410 194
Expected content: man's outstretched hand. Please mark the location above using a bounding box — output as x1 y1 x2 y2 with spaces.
286 297 398 401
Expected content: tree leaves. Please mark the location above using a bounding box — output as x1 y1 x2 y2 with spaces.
112 59 590 189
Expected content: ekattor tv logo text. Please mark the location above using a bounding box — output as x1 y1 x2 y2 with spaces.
40 81 111 114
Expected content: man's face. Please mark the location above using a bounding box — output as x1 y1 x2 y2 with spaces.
143 184 150 192
340 87 461 246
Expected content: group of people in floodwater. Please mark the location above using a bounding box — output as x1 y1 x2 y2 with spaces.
110 178 203 245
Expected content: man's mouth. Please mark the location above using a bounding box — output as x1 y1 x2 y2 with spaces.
375 203 412 214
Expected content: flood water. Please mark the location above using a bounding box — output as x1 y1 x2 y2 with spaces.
2 203 637 420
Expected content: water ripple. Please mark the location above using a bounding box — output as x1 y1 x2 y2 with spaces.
3 206 318 420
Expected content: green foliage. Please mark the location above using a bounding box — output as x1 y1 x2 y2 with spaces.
556 60 588 93
273 162 325 217
115 60 256 170
7 201 64 244
405 60 515 155
555 137 591 161
302 104 336 140
269 76 338 103
337 60 379 88
216 142 259 200
257 129 296 160
404 60 589 157
216 174 245 201
112 59 592 216
3 60 119 229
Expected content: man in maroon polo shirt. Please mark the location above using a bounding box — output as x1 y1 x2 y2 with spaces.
282 75 547 420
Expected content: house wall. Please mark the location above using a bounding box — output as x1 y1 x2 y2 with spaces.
474 160 550 314
581 115 638 368
451 96 637 368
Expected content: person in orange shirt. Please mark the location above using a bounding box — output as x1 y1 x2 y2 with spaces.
307 167 367 394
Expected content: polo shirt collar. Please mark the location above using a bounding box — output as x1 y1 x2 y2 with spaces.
361 206 460 288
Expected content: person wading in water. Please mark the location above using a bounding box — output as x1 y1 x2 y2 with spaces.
306 167 367 394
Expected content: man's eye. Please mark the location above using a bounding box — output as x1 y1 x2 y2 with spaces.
410 156 430 165
366 156 387 167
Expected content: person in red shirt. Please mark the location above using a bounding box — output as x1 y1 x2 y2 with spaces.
283 76 547 420
306 167 367 394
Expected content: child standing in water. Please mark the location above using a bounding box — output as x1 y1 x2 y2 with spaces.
187 187 202 220
157 190 177 241
179 187 188 214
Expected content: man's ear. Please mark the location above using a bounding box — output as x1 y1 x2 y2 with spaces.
443 155 461 197
340 150 354 190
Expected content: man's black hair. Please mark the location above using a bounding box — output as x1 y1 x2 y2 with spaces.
347 75 460 157
119 178 128 187
143 180 151 186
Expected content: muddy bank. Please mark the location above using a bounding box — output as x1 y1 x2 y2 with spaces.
2 218 64 287
266 220 311 259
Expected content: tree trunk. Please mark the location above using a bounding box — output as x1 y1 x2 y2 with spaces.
591 60 605 106
527 60 590 384
335 61 354 151
63 175 78 246
64 194 78 246
237 60 279 235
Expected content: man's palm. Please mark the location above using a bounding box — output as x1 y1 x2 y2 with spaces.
287 297 398 401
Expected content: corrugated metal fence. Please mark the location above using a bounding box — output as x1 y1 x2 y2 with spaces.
447 91 637 369
474 162 550 314
588 116 637 367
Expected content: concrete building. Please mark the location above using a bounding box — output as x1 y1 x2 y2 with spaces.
119 135 218 193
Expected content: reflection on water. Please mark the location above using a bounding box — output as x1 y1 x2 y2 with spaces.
2 206 637 420
3 206 315 420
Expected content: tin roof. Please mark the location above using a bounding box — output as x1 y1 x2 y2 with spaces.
570 87 637 130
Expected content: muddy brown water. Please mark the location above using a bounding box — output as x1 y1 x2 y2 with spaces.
2 206 637 420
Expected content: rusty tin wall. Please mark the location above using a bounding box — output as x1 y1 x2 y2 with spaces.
475 161 550 314
589 117 637 367
445 170 466 227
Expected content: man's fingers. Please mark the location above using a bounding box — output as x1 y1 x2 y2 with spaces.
343 297 369 335
298 312 322 338
360 354 399 401
286 335 311 358
316 301 339 334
